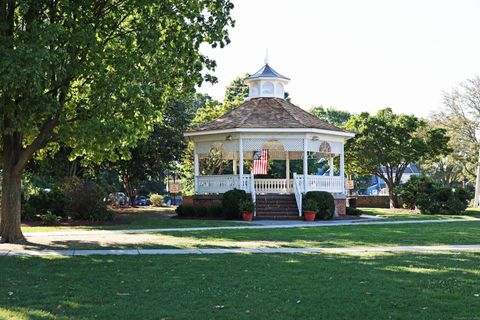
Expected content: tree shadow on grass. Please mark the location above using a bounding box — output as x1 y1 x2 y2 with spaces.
0 251 479 319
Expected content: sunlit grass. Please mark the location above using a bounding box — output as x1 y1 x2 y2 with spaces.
359 207 480 220
1 252 479 319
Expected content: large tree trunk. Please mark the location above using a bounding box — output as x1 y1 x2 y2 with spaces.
0 144 26 243
389 192 401 209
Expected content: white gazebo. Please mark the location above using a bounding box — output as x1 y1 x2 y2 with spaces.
184 61 354 216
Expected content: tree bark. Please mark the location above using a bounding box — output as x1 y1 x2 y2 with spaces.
0 138 26 243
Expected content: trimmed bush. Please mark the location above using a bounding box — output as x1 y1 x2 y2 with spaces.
207 205 223 218
304 191 335 220
23 189 68 219
63 178 112 221
222 189 247 219
346 207 363 216
150 194 164 207
399 175 471 215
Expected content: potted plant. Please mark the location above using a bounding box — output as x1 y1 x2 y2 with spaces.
303 199 318 222
239 199 255 221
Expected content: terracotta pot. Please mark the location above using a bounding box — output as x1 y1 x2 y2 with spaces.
304 211 316 222
242 211 254 221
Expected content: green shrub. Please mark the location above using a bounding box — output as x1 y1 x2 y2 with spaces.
194 206 208 218
304 191 335 220
239 199 255 212
176 204 196 218
24 189 68 219
222 189 247 219
302 199 318 212
40 211 61 225
150 194 164 207
63 178 111 221
399 175 471 215
346 207 363 216
207 205 223 218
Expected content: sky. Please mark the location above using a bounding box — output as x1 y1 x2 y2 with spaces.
199 0 480 118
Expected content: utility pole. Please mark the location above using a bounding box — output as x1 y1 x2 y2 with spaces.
474 148 480 207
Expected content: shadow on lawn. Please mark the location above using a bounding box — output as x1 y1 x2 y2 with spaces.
0 252 479 319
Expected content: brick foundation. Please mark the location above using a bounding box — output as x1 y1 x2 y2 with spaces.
182 195 223 207
334 198 346 216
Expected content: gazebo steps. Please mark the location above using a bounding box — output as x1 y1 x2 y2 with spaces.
255 194 299 220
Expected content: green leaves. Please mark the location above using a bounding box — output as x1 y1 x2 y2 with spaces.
345 108 450 191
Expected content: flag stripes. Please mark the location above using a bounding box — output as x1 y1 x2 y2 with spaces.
252 149 268 175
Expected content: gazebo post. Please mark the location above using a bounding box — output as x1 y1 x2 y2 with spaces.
340 143 345 194
239 137 244 190
303 137 308 192
285 151 290 192
329 157 334 176
233 159 237 175
194 144 199 194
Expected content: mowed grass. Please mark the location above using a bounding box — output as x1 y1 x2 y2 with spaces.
0 252 479 319
17 220 480 250
22 207 250 233
358 207 480 220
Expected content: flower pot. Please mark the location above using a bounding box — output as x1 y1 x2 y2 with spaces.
304 211 316 222
242 211 254 221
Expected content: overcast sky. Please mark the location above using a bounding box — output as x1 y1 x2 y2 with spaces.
199 0 480 118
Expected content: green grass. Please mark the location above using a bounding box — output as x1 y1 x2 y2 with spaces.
18 220 480 250
1 252 479 319
22 210 250 233
359 207 480 220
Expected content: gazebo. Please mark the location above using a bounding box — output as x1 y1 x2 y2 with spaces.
184 60 354 218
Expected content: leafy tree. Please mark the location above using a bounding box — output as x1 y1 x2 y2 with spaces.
427 76 480 186
309 106 352 127
110 96 200 205
345 108 450 208
0 0 234 243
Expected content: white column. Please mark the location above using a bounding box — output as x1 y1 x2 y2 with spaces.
329 156 334 176
285 151 290 193
194 144 199 194
233 159 237 175
303 137 308 193
239 137 244 190
340 143 345 194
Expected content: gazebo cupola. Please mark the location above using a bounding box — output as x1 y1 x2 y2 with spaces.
244 56 290 99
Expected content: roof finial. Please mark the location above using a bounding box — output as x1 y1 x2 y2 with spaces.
264 49 269 65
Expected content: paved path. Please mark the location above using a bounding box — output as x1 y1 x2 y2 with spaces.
1 244 479 256
23 217 480 238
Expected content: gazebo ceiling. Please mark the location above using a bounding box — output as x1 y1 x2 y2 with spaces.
186 97 350 134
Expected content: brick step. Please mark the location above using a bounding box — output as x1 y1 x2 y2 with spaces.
256 208 298 213
254 214 301 220
256 200 296 205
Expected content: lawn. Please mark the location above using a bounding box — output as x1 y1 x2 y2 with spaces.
1 252 479 319
22 207 250 233
358 207 480 220
15 220 480 251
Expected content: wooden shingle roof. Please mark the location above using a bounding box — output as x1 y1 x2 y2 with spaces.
187 97 348 133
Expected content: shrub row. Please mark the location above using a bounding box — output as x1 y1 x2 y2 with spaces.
175 204 223 218
22 178 113 222
399 175 471 215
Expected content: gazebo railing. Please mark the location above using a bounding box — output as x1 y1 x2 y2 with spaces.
195 174 344 194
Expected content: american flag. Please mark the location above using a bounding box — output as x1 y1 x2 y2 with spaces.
252 149 268 175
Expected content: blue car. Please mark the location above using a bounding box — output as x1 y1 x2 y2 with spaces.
134 196 152 206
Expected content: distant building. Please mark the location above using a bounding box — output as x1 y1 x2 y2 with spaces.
365 163 420 195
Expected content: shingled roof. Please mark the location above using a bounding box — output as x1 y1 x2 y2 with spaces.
187 97 348 133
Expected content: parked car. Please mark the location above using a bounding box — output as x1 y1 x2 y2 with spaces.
105 192 130 206
134 196 151 206
163 195 183 206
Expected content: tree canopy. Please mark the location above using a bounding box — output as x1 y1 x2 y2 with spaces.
309 106 352 127
345 108 450 207
0 0 234 242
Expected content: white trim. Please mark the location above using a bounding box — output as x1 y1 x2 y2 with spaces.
185 127 355 138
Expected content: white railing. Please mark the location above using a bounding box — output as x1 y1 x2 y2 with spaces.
293 173 302 216
250 172 256 216
196 175 240 193
195 174 344 195
305 175 343 193
254 179 290 194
